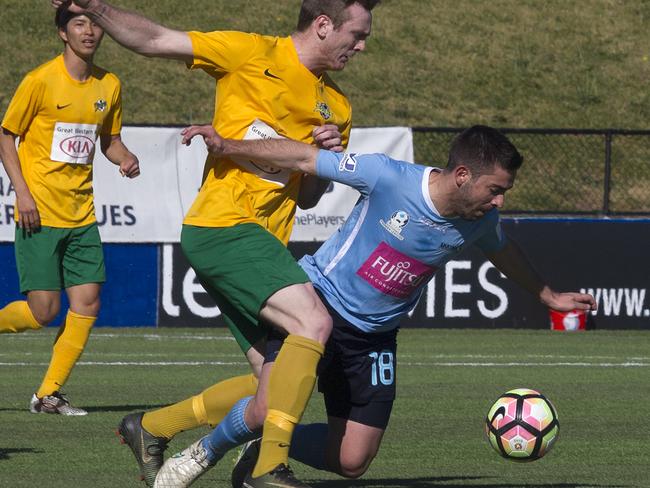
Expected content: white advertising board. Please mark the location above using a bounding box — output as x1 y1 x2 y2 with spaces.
0 126 413 242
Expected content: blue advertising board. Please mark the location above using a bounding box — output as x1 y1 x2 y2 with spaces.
0 243 158 327
1 219 649 329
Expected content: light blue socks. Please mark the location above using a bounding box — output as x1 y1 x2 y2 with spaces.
201 396 260 464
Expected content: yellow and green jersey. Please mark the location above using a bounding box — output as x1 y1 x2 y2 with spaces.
184 31 352 244
1 54 122 228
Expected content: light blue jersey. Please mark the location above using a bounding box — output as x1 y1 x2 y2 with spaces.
298 150 507 334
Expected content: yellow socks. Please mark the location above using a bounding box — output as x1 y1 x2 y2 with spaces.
203 373 258 427
0 301 42 334
253 334 324 477
36 310 95 398
141 373 258 439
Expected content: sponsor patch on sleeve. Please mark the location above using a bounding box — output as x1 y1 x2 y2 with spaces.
338 153 358 173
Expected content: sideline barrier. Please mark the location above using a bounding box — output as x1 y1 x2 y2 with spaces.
3 218 647 330
1 128 648 329
0 126 414 243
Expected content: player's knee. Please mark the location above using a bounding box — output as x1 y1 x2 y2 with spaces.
246 394 267 430
337 453 374 479
84 298 101 317
310 307 332 344
71 297 101 318
30 302 59 326
294 304 332 345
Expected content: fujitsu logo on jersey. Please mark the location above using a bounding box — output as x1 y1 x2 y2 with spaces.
357 242 436 298
373 258 420 284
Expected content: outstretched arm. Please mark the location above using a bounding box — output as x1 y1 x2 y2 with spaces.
51 0 193 61
297 124 343 209
181 125 320 175
485 238 597 312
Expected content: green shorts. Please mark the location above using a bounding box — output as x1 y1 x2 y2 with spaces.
181 223 310 352
15 223 106 294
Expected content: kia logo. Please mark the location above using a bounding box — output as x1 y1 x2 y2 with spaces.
59 136 94 158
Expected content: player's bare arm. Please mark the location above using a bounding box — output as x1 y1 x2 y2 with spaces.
181 124 319 175
0 128 40 231
51 0 193 61
486 237 597 312
101 134 141 178
297 124 343 209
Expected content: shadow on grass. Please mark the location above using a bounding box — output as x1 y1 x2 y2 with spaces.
0 404 166 413
83 404 168 413
309 477 630 488
0 448 42 461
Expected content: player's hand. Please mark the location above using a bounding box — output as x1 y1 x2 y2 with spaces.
16 192 41 233
51 0 92 12
181 125 225 156
119 154 140 178
313 124 343 152
544 291 597 313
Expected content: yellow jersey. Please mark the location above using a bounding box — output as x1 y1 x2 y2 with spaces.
184 31 352 244
1 54 122 228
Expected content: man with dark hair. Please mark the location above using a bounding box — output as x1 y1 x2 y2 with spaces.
0 3 139 415
50 1 379 486
158 124 594 487
447 125 523 176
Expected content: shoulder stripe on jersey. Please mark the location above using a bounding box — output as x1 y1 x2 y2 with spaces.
323 198 370 276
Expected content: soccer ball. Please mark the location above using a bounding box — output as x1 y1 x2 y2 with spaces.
485 388 559 462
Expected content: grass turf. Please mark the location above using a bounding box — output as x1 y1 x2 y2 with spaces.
0 327 647 487
2 1 650 128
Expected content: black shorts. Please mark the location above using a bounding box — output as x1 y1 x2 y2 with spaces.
265 299 397 430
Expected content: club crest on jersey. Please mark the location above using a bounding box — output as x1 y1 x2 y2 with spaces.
380 210 409 240
315 101 332 120
338 153 358 172
94 99 107 112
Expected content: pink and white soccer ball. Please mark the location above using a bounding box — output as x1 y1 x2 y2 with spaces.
485 388 559 461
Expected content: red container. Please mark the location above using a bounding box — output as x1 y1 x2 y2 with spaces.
549 309 587 331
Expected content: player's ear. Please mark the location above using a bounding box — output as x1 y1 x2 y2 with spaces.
314 14 334 40
454 165 471 187
58 26 69 44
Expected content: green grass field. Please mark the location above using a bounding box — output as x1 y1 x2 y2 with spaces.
1 328 647 487
2 1 650 128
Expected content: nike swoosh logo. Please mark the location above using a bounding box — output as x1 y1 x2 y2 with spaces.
264 68 282 80
57 103 72 110
278 443 290 448
140 431 153 463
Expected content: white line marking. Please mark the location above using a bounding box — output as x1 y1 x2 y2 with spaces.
400 353 650 360
405 362 649 367
0 333 235 341
1 361 647 367
0 361 249 367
